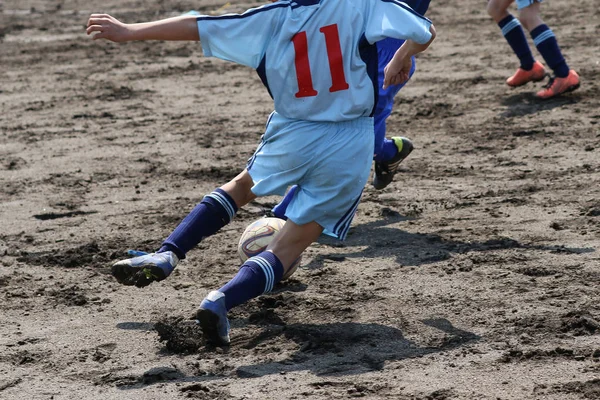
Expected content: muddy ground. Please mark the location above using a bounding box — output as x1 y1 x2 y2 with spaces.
1 0 599 399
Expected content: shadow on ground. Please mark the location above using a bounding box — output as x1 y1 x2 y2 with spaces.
306 213 595 270
114 317 479 389
500 91 581 118
234 318 480 377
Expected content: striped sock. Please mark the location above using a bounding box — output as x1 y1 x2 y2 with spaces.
531 24 569 78
498 15 535 70
220 251 284 311
159 188 237 259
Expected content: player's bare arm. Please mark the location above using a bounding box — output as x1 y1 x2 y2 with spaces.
86 14 199 42
383 24 436 89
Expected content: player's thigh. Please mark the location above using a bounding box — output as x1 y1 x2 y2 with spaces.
267 220 323 272
487 0 514 20
517 1 542 30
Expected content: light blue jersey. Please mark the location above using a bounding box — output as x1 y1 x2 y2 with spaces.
196 0 432 122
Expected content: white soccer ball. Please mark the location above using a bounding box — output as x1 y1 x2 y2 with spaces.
237 217 301 280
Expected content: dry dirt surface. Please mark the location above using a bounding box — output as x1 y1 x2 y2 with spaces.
1 0 599 399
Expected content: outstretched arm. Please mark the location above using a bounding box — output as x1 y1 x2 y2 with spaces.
86 14 199 42
383 24 436 89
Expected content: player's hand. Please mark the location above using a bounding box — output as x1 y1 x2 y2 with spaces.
383 55 412 89
86 14 131 42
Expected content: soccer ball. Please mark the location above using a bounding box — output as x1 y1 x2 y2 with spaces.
237 217 302 280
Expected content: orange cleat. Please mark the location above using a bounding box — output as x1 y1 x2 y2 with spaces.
506 61 546 87
536 70 580 99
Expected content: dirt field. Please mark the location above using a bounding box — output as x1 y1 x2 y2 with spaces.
1 0 599 399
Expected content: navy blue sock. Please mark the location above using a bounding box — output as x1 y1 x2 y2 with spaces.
159 188 237 259
272 185 298 220
531 24 569 78
498 15 535 70
219 251 284 310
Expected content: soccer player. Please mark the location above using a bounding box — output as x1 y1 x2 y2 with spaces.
188 0 430 190
87 0 435 345
271 0 431 221
371 0 430 189
487 0 580 99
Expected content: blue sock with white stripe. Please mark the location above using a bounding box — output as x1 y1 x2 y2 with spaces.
219 251 284 311
531 24 569 78
159 188 237 259
498 15 535 71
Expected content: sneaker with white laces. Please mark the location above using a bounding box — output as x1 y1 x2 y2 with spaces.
111 251 179 288
196 291 231 346
372 137 414 190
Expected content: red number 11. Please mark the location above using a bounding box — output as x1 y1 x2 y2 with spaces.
292 24 350 98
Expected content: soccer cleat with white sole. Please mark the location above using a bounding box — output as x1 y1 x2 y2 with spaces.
196 291 231 346
111 251 178 288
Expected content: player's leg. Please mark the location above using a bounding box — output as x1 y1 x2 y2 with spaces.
266 220 323 275
487 0 546 87
111 170 256 287
516 1 579 98
196 220 322 345
196 116 373 345
372 96 393 163
372 47 416 190
370 1 430 190
198 179 366 345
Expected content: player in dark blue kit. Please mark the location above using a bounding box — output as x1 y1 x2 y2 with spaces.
371 0 431 190
87 0 435 345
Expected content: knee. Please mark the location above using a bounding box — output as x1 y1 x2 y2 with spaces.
231 170 253 189
222 170 255 207
518 7 541 31
267 221 322 269
487 0 508 20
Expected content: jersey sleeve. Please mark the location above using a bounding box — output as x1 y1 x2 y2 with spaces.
196 3 283 69
364 0 432 45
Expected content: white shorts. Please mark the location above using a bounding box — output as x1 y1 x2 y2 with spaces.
247 112 374 240
516 0 542 10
